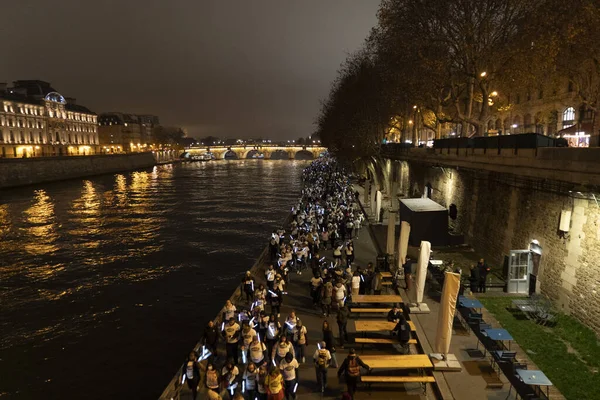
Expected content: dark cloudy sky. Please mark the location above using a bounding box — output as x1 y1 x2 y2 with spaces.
0 1 379 140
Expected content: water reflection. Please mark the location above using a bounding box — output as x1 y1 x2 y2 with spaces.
22 190 59 256
68 180 102 249
0 203 10 236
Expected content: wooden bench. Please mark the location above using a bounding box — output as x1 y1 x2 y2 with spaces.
355 338 417 345
361 375 435 393
350 307 402 314
355 337 417 351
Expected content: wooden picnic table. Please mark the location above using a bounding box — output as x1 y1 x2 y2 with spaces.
354 320 416 332
380 272 393 279
359 354 433 370
352 295 403 304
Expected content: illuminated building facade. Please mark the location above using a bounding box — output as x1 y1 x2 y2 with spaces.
98 113 160 153
0 80 99 158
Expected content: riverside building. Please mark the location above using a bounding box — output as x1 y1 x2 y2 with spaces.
0 80 99 158
98 112 160 153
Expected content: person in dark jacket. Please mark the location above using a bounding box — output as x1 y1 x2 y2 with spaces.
391 315 411 354
181 351 201 400
387 305 402 322
337 348 370 399
336 305 350 348
202 320 219 362
469 264 480 294
241 271 255 304
322 320 338 367
477 259 490 293
403 257 413 291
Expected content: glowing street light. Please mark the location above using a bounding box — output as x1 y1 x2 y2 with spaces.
413 105 417 109
480 71 487 77
490 91 498 97
408 120 413 125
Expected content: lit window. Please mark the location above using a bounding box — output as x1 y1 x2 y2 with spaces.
563 107 575 128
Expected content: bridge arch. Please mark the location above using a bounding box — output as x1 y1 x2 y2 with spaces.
294 150 314 160
223 150 239 159
270 149 290 160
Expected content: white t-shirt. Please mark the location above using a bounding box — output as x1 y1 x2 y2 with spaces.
243 369 259 390
351 276 361 289
222 304 236 321
249 341 267 363
279 358 299 381
224 323 240 344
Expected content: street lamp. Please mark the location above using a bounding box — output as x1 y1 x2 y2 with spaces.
480 71 487 77
413 105 417 109
490 91 498 97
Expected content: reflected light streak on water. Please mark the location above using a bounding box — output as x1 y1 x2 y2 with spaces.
0 160 306 399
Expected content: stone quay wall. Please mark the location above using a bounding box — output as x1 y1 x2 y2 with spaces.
0 152 158 189
386 158 600 335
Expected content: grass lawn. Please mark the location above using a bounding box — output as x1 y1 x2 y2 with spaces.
480 297 600 400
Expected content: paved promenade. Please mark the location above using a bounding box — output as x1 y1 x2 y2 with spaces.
173 182 565 400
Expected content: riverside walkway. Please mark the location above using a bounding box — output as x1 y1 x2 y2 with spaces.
166 174 560 400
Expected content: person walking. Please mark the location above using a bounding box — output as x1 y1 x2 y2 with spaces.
202 320 219 362
265 367 284 400
322 321 338 368
336 305 350 348
181 351 201 400
256 365 268 400
350 271 361 297
266 265 276 290
221 361 239 397
223 317 241 364
477 258 490 293
268 287 283 318
272 335 294 366
310 272 323 306
337 349 371 400
320 280 333 317
265 314 281 359
313 341 332 393
292 319 308 363
241 271 255 304
243 363 259 400
248 334 268 367
279 352 299 400
206 362 220 393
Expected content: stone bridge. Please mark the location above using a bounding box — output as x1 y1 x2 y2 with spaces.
186 144 326 160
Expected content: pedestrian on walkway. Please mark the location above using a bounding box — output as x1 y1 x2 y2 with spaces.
313 341 332 393
202 320 219 362
222 299 237 322
241 271 255 304
292 319 308 363
336 305 350 348
205 362 220 393
477 258 490 293
268 287 283 318
181 351 200 400
266 265 276 290
337 348 371 400
351 271 361 297
321 280 333 317
265 314 281 359
333 244 343 267
265 367 284 400
223 317 241 364
310 272 323 306
241 322 257 365
272 335 294 366
279 352 299 400
333 281 347 309
256 365 268 400
322 321 338 368
249 334 268 367
221 361 239 396
344 241 354 267
243 363 259 400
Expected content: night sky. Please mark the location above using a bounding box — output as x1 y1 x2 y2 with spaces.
0 1 379 139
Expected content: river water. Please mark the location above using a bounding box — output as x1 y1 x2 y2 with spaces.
0 160 307 399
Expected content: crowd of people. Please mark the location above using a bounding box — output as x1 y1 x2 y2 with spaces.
179 158 390 400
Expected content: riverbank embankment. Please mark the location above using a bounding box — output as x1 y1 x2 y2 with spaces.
0 152 178 189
